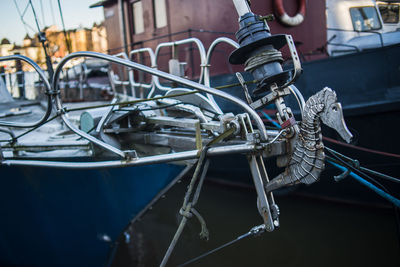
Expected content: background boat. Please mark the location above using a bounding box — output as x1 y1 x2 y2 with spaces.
93 0 400 204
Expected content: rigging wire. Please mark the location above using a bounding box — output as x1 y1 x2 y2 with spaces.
325 149 400 244
326 158 400 245
118 101 184 112
29 0 55 79
323 135 400 159
177 224 266 267
40 0 46 27
0 114 60 145
21 1 31 17
48 0 56 26
325 146 400 184
325 148 393 194
64 90 200 112
325 150 400 209
326 155 389 195
360 166 400 184
13 0 36 34
57 0 72 53
29 0 43 37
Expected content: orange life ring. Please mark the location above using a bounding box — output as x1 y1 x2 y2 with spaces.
274 0 306 27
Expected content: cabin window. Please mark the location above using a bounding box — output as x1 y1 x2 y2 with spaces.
153 0 167 28
378 4 399 24
350 6 382 31
132 1 144 34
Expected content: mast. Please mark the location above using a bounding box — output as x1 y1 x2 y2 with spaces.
232 0 251 16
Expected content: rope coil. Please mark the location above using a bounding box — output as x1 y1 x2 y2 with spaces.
244 49 283 72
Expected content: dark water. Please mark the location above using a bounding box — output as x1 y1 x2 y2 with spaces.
111 176 400 267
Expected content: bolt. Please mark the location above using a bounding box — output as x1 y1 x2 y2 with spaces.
258 14 275 22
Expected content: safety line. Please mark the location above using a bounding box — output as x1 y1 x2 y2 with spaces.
323 136 400 159
327 160 400 208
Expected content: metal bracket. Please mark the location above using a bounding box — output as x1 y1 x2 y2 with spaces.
239 114 279 231
248 155 275 231
279 35 302 90
125 150 138 160
250 87 291 110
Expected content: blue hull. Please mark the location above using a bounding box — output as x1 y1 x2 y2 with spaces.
0 163 185 266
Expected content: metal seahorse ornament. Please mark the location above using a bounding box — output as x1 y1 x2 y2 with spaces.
266 87 353 192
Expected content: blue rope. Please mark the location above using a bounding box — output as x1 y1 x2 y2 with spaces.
260 110 281 129
327 160 400 208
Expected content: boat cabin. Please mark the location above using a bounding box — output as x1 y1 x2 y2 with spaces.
91 0 326 80
326 0 400 56
377 0 400 32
